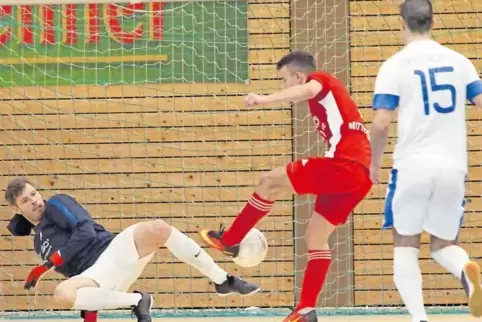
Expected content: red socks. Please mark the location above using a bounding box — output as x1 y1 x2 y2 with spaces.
296 249 332 311
81 311 97 322
221 193 273 246
222 192 330 311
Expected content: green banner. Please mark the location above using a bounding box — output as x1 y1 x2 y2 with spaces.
0 2 248 87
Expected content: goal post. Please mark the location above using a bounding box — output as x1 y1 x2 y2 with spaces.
290 0 354 309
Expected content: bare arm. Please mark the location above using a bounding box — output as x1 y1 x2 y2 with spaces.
266 80 322 103
370 109 395 168
472 93 482 108
245 80 322 106
369 59 399 178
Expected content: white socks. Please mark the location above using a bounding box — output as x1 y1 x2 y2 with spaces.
432 245 470 279
393 245 472 322
72 227 229 311
393 247 428 322
432 245 471 295
164 227 228 285
72 288 141 310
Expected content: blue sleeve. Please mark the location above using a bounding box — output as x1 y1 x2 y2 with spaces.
372 59 400 110
372 94 400 110
47 194 97 265
467 80 482 104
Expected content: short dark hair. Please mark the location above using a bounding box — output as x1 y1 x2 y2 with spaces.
5 177 34 206
400 0 433 34
276 50 316 73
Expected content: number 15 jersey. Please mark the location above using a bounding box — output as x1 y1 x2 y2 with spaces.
372 39 482 173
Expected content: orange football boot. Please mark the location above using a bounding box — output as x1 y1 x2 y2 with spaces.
282 308 317 322
199 226 240 258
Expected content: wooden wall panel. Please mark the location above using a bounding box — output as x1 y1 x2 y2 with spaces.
0 0 293 311
350 0 482 307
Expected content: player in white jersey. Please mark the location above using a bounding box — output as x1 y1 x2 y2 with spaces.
369 0 482 321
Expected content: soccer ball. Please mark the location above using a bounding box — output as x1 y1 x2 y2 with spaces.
232 228 268 267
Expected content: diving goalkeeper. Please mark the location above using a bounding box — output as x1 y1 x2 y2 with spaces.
5 177 259 322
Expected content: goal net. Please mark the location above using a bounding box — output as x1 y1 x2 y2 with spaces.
0 0 479 319
350 0 482 315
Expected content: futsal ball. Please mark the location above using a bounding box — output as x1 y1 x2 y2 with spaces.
232 228 268 267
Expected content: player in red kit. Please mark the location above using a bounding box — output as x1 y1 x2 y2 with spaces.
199 50 372 322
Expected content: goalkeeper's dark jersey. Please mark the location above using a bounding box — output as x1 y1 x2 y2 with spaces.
33 194 115 277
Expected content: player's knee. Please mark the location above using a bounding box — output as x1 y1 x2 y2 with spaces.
133 220 172 258
53 283 77 307
257 170 285 199
392 229 421 248
430 235 457 252
146 219 173 245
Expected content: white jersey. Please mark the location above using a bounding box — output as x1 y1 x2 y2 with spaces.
373 39 482 173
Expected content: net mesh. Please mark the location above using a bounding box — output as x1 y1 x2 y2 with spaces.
350 0 482 312
0 0 480 318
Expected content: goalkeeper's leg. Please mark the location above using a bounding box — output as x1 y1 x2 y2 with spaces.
53 223 155 321
132 220 259 297
53 220 260 315
53 278 152 320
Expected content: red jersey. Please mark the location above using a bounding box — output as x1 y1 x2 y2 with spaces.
306 71 371 169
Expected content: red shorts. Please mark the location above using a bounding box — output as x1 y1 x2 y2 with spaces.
286 157 372 225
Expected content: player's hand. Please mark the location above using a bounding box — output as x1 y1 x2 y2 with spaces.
24 250 63 290
244 93 268 106
370 164 381 184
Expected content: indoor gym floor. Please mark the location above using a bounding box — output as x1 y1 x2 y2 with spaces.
0 315 477 321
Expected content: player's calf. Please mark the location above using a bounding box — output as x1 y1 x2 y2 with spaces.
392 231 428 322
430 236 482 317
305 212 335 249
200 166 295 253
293 213 335 313
53 277 100 308
51 267 154 322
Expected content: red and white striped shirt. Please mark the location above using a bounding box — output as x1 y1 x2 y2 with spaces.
306 71 371 169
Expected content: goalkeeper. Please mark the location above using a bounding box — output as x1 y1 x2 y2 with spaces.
5 177 259 322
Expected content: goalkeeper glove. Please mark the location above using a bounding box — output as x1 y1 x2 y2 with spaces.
24 250 64 290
